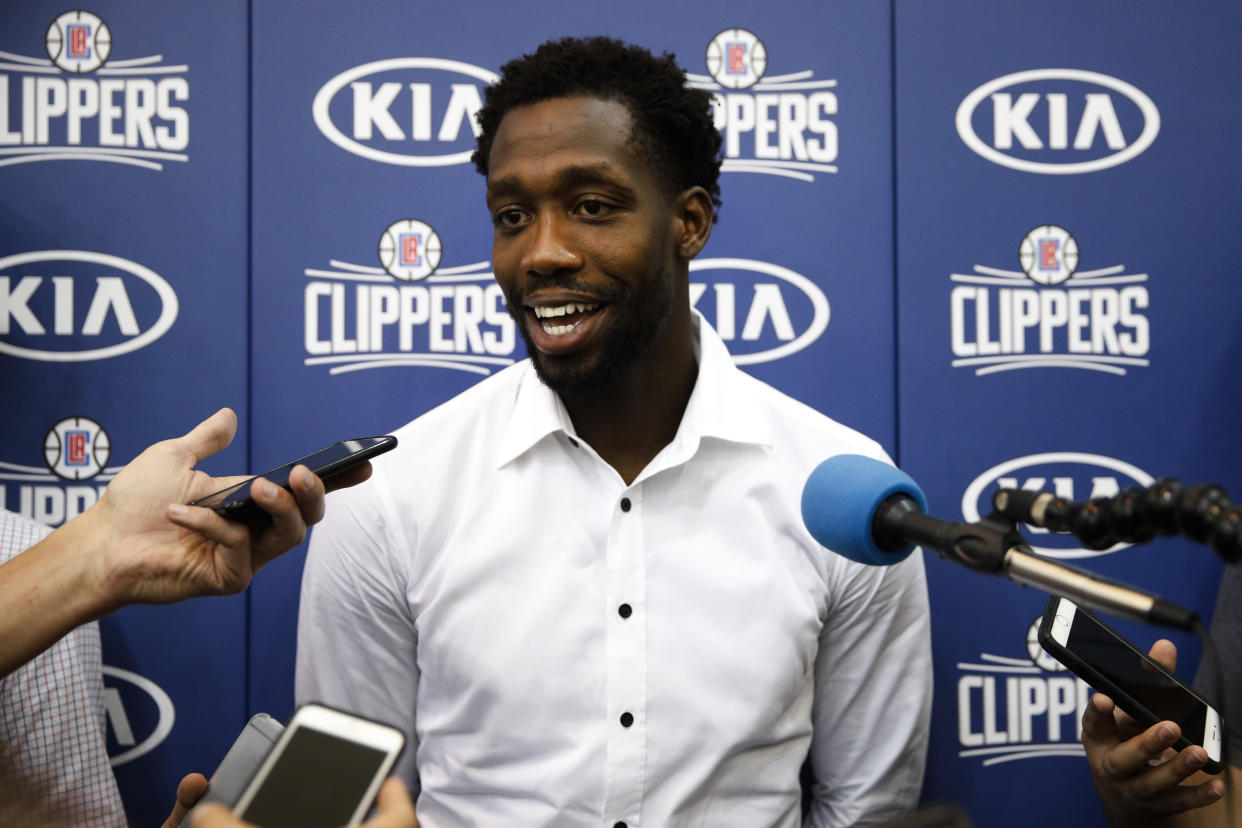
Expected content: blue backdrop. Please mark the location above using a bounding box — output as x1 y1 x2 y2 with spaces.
1 2 1236 825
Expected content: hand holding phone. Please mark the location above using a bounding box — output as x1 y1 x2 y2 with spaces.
190 436 396 522
1039 596 1225 772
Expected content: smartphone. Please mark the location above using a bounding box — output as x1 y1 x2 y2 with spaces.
231 703 405 828
183 713 285 822
189 435 396 521
1039 595 1225 773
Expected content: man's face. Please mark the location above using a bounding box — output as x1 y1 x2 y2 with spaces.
485 96 683 395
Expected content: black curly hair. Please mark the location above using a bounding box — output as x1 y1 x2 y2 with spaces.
472 36 723 221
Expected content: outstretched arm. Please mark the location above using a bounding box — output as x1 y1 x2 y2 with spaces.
0 408 370 678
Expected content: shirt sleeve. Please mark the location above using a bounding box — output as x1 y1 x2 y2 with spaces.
295 476 422 793
804 551 933 828
0 514 126 828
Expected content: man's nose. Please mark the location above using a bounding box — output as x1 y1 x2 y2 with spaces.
522 213 582 277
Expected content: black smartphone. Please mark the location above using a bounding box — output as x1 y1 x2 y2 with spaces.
1039 595 1225 773
189 436 396 522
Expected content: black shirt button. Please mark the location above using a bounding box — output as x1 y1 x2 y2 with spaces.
614 823 628 828
618 603 632 618
620 711 634 727
620 497 631 512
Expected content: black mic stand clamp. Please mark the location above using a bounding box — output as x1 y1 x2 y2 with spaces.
874 497 1024 576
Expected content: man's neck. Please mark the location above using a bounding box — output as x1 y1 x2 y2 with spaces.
560 332 699 486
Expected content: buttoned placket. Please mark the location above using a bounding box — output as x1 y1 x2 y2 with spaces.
601 484 647 826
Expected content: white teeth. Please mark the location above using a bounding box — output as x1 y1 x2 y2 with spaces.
533 302 599 319
543 322 576 335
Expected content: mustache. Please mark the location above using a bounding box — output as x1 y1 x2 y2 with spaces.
504 276 624 306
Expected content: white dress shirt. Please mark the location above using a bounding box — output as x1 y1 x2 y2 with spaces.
297 315 932 828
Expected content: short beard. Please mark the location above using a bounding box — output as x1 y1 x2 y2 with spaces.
509 266 674 397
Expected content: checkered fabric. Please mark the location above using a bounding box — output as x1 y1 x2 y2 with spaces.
0 510 126 827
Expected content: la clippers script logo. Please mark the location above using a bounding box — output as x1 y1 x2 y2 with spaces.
949 226 1150 376
688 29 838 182
0 10 190 170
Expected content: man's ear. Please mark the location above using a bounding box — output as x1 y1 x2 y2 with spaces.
672 186 714 260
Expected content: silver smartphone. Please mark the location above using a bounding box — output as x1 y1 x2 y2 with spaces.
178 713 284 826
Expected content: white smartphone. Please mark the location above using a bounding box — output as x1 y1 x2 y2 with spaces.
231 703 405 828
1039 596 1225 773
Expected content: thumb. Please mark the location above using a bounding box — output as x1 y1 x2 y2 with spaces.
161 772 209 828
179 409 238 464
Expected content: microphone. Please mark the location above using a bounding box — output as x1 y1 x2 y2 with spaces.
800 454 1198 631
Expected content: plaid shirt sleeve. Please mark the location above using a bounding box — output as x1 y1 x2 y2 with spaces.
0 510 127 828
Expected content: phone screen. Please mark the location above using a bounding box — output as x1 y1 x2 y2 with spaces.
238 727 391 828
1067 609 1208 737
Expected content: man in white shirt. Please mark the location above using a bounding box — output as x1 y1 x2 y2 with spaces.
296 36 932 827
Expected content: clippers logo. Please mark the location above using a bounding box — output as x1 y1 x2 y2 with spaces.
304 219 515 376
378 219 442 282
956 69 1159 174
689 29 837 182
0 250 179 361
45 416 110 480
956 614 1089 765
705 29 767 90
689 258 829 364
1 416 118 526
313 58 498 166
962 452 1155 559
46 11 111 73
950 226 1150 375
0 10 190 169
102 665 175 766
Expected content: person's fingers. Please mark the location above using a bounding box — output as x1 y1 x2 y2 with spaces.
1149 638 1177 672
363 777 417 828
191 802 251 828
248 477 308 571
1125 746 1227 816
1100 721 1184 779
287 465 327 526
179 409 238 464
1082 692 1120 748
321 461 373 495
165 503 251 549
160 772 209 828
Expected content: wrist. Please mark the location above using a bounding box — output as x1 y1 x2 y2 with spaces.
54 502 128 617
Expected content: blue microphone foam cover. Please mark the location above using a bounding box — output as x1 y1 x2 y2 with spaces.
800 453 928 566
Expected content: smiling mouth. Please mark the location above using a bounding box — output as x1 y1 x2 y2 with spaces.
531 302 602 336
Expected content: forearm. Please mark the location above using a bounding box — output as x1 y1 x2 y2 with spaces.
0 511 112 677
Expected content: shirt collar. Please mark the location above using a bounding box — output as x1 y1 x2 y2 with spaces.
495 311 772 469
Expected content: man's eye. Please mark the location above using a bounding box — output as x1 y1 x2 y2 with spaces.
495 209 526 227
576 199 612 217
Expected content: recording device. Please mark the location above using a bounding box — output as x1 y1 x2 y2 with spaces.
799 453 1198 630
189 436 396 521
232 703 405 828
1039 596 1225 774
189 713 285 815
